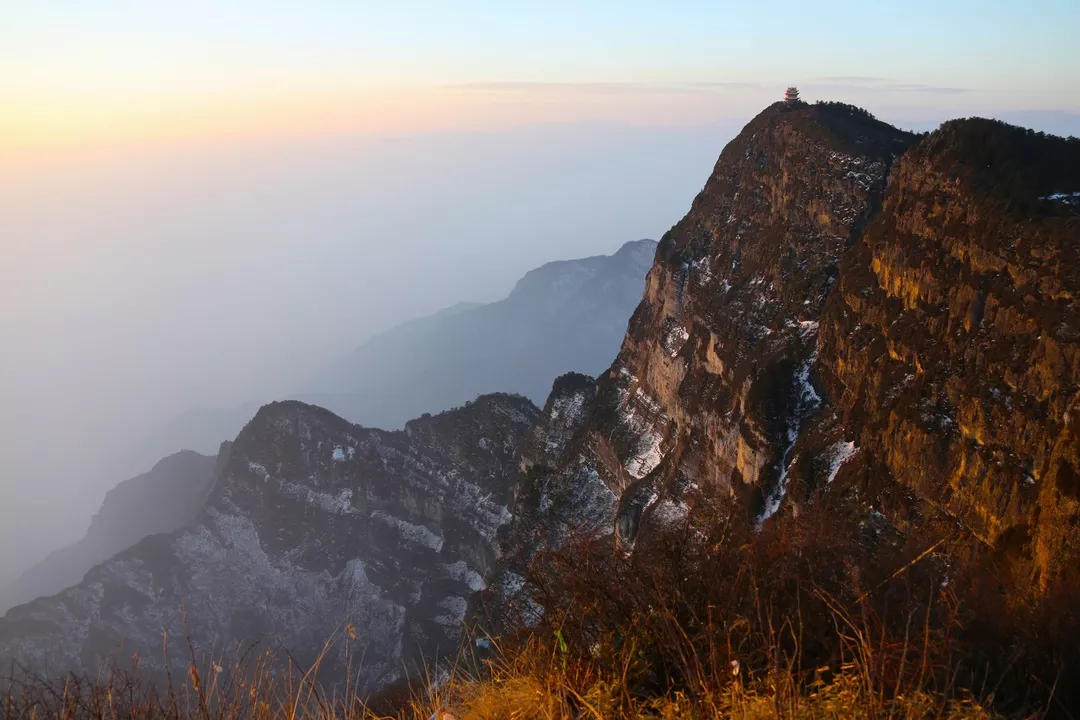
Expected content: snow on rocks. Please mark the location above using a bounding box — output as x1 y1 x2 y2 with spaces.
498 570 544 627
332 445 356 462
760 358 822 523
539 388 590 454
432 596 469 627
248 461 271 480
0 396 538 698
373 511 444 551
610 370 671 481
824 441 857 485
626 427 665 479
442 560 486 592
280 482 357 515
1042 191 1080 205
549 391 586 425
651 498 690 526
663 323 691 358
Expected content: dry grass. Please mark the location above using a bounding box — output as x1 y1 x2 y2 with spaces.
2 636 1003 720
3 497 1077 718
464 494 1077 719
423 638 1003 720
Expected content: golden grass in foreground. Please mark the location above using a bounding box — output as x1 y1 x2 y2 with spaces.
5 495 1076 718
410 630 1010 720
2 637 1004 720
418 637 1003 720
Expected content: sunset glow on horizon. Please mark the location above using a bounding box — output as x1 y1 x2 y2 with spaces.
4 0 1078 154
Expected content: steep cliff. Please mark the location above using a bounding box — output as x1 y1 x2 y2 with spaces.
0 395 538 694
504 105 1080 606
501 102 915 551
806 119 1080 593
464 105 1080 718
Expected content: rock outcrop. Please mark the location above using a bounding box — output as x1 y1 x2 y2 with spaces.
0 395 538 694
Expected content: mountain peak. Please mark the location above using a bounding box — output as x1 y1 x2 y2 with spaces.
498 100 1080 609
611 237 658 260
497 104 917 549
504 239 658 306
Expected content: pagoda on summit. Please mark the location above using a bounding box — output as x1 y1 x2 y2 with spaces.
784 86 801 105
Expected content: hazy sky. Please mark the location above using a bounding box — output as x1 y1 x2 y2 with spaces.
3 1 1078 152
1 1 1078 592
0 121 736 584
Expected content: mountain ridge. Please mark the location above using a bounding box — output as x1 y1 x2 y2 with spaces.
0 394 539 692
481 103 1080 714
131 239 656 466
494 104 1080 621
4 103 1080 711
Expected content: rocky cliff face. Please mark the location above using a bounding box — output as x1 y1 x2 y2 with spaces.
502 104 1080 604
3 448 226 612
503 372 605 558
807 119 1080 593
501 103 915 550
0 395 538 694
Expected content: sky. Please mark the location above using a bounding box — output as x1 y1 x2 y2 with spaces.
0 1 1078 591
3 0 1079 154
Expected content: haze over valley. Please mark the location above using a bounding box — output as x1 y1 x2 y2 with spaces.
0 123 724 585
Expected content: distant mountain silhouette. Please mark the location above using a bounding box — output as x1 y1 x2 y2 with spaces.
311 238 657 427
133 240 656 463
1 447 225 611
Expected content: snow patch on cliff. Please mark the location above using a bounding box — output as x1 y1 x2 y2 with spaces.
663 324 691 357
825 441 857 485
612 374 670 480
373 511 444 551
332 445 355 462
279 482 357 515
449 476 512 541
626 430 665 479
760 358 822 523
433 595 469 627
443 561 486 592
1043 191 1080 204
549 392 586 424
500 571 543 627
651 498 689 526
